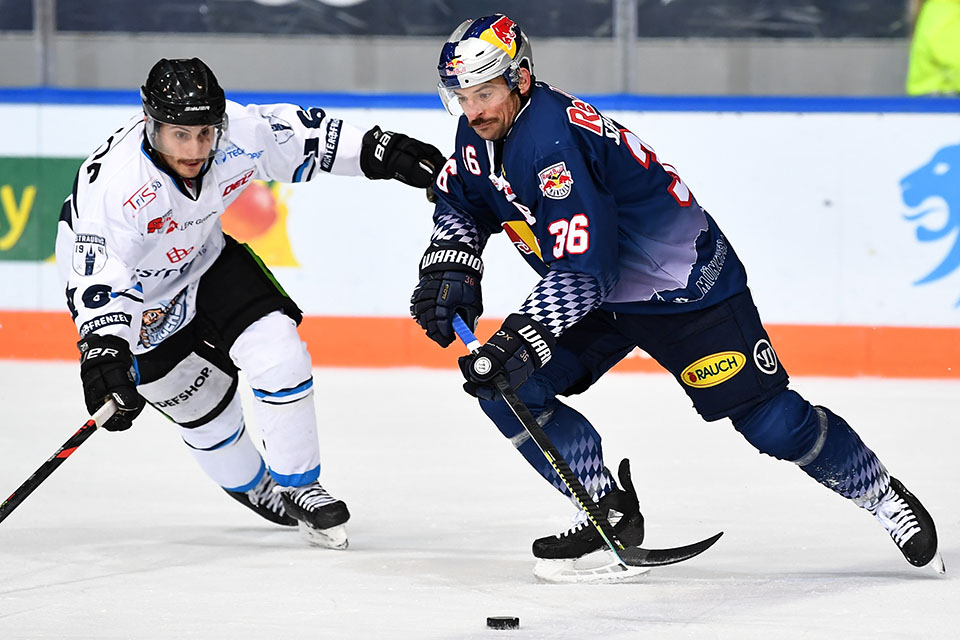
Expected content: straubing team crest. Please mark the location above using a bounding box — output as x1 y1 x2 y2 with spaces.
72 234 107 276
538 162 574 200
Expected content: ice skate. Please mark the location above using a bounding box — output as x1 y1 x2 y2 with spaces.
532 459 649 583
224 469 297 526
277 482 350 550
868 477 944 574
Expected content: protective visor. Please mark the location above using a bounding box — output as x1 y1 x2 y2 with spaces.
145 115 229 158
438 79 514 117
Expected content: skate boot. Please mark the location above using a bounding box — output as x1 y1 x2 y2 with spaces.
532 459 648 583
277 482 350 550
224 470 297 526
868 477 944 573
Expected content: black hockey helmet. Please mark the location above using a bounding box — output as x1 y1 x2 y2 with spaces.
141 57 226 126
141 57 228 159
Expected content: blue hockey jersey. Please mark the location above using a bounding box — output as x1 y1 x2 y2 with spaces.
431 81 748 324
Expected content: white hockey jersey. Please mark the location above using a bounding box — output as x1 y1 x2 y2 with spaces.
55 100 367 354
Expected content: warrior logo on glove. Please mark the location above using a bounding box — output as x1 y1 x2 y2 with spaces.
411 242 484 348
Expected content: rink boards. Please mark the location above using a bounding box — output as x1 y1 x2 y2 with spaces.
1 94 959 376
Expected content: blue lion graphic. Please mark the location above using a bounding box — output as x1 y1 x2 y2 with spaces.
900 143 960 305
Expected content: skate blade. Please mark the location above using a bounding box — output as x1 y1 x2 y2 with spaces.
533 550 651 584
930 552 946 576
297 521 349 550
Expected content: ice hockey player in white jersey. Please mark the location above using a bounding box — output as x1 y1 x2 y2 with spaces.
55 57 446 549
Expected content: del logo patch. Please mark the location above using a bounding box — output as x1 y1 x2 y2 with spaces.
538 162 573 199
72 234 108 276
680 351 746 388
220 169 255 199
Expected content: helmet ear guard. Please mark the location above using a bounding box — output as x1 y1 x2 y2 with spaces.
437 14 534 115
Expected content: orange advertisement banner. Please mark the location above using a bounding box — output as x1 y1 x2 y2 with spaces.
0 311 957 378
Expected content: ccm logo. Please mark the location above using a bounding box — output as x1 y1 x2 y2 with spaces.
221 169 255 198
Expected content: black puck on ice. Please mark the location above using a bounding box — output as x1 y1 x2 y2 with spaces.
486 616 520 630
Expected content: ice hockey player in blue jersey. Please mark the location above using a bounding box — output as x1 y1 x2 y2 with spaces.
409 14 944 582
57 58 445 550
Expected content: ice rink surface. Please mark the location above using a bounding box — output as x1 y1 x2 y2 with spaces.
0 361 956 639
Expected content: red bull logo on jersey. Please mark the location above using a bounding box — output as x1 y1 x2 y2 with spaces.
681 351 746 388
538 162 574 200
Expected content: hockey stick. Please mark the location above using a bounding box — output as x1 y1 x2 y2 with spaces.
452 315 722 568
0 399 117 525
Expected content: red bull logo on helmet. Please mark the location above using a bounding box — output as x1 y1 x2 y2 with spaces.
481 16 518 57
537 162 574 200
445 58 466 75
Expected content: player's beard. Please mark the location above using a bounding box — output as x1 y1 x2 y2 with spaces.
164 156 206 179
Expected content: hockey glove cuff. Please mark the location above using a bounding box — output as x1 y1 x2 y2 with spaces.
458 314 555 400
411 243 484 348
360 125 446 190
78 334 145 432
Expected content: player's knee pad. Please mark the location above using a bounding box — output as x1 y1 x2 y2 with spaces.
178 392 245 451
478 374 557 440
230 311 314 405
137 348 239 428
178 393 269 490
730 389 822 462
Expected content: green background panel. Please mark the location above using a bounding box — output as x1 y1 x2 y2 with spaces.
0 157 82 261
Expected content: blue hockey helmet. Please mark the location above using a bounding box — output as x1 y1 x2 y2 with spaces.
437 14 534 115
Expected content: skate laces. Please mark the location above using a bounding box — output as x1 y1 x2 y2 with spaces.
276 483 339 511
871 486 921 547
555 503 624 539
248 472 288 514
555 510 590 539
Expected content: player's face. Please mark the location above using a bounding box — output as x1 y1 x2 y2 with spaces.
455 78 522 141
154 123 217 178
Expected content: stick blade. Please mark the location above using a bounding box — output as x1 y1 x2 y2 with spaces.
619 531 723 567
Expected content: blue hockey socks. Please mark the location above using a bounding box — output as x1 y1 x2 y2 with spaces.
479 377 614 500
732 390 889 505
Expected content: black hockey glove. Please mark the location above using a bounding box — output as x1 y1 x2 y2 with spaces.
78 334 145 432
410 243 484 348
360 125 446 189
458 314 555 401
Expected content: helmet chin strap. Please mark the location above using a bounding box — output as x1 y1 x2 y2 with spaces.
518 87 531 110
